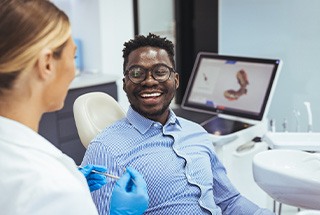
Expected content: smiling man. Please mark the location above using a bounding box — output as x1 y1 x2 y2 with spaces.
123 45 178 125
81 33 275 215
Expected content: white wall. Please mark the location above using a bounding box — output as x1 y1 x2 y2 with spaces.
219 0 320 132
52 0 134 110
98 0 134 110
138 0 175 43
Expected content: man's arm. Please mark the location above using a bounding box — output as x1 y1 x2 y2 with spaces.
210 153 274 215
82 140 149 215
82 141 117 215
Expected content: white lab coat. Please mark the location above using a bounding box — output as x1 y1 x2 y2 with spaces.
0 116 98 215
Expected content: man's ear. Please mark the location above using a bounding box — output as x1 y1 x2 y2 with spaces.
122 77 127 93
174 72 180 89
36 49 54 80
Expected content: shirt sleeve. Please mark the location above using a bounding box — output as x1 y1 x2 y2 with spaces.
82 140 122 215
210 150 275 215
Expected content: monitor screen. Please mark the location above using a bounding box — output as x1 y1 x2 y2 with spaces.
181 52 282 121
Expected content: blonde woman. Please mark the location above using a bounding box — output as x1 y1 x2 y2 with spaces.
0 0 148 214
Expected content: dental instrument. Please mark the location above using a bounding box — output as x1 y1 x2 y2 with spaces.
282 118 288 132
304 101 312 132
293 109 300 132
79 166 137 185
78 166 120 180
90 169 120 180
236 136 261 153
269 119 276 132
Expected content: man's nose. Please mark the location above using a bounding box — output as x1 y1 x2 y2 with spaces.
142 71 158 84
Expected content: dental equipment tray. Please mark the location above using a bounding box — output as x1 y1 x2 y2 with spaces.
263 132 320 151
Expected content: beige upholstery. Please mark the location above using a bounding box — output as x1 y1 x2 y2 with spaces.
73 92 125 148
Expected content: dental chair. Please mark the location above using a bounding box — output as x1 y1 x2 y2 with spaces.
73 92 125 148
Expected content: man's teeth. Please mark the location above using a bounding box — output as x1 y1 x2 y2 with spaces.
141 93 161 98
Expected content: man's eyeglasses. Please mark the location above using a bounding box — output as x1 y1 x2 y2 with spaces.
125 64 175 84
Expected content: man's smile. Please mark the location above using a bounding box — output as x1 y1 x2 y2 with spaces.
140 92 162 98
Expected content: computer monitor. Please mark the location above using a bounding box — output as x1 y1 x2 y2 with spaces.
181 52 282 122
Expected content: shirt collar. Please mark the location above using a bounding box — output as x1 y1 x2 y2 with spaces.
126 106 182 134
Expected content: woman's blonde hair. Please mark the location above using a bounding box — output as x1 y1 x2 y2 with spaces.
0 0 71 90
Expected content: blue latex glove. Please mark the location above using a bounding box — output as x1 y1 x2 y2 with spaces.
110 167 149 215
78 164 107 192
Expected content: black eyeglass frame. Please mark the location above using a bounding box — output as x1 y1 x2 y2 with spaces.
124 63 175 84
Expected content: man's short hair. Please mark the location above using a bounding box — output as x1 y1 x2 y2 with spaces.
122 33 175 72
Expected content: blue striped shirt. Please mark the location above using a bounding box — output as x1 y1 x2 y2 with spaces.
82 106 274 215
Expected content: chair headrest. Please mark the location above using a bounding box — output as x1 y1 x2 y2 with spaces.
73 92 125 148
